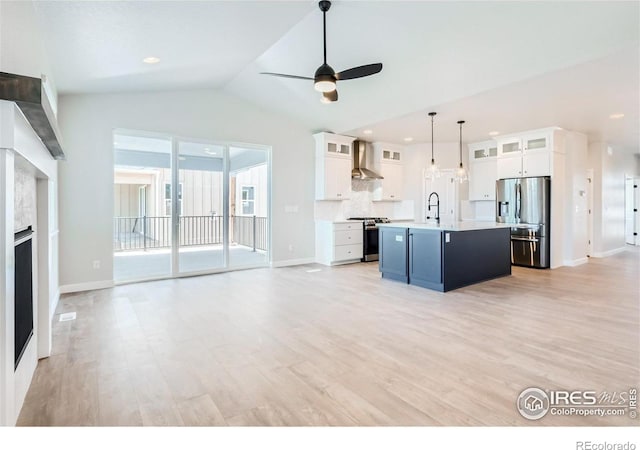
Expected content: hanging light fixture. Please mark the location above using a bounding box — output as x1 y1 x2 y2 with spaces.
426 112 440 180
456 120 468 183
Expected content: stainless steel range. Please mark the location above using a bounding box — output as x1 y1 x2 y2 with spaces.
348 217 391 262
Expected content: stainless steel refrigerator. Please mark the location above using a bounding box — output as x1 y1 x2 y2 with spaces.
496 176 551 268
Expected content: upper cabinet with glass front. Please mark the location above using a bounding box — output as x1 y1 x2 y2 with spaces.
315 132 353 158
313 132 356 200
469 141 498 161
497 130 552 158
496 128 559 179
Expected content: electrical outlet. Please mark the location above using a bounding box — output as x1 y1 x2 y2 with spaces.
93 260 100 269
288 244 294 252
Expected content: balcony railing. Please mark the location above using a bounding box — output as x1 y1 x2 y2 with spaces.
113 215 267 252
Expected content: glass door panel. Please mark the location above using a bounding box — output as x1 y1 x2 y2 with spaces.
177 141 226 273
501 141 521 154
113 132 172 282
228 146 269 267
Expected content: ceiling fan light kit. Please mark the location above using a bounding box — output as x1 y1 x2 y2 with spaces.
261 1 382 103
314 64 337 92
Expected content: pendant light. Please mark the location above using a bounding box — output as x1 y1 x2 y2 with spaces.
426 112 440 180
456 120 468 183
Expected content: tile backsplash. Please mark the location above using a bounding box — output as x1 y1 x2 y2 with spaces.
315 179 414 221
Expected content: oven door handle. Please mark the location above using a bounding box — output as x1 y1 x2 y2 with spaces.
511 236 539 242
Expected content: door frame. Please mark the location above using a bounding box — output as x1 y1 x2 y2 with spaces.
586 169 594 256
423 168 458 223
113 128 272 283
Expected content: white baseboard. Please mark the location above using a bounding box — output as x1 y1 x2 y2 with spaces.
563 257 589 267
59 280 114 294
271 257 315 268
590 247 627 258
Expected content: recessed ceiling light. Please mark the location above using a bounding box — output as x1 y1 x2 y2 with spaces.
403 137 413 142
363 129 373 135
489 131 500 136
609 113 624 119
143 56 160 64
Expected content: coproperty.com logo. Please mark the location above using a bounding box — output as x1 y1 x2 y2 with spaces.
517 387 638 420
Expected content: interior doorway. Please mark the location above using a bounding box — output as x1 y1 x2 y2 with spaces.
423 169 458 223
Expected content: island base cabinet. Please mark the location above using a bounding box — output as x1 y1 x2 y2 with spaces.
378 225 511 292
442 228 511 290
409 229 443 290
379 227 408 282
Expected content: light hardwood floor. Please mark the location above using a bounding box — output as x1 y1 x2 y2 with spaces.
18 248 639 426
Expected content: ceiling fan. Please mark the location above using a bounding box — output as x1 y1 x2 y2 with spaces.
260 0 383 103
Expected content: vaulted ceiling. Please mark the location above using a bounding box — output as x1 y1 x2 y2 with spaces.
34 1 639 152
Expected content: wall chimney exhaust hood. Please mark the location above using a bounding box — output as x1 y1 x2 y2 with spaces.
351 140 383 180
0 72 65 160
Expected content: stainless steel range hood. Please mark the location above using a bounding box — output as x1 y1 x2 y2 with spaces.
351 140 383 179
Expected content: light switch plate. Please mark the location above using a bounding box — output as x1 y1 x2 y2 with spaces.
445 233 451 243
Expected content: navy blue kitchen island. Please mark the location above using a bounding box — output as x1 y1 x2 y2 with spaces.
378 222 512 292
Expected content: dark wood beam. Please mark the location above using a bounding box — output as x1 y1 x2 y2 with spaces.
0 72 65 160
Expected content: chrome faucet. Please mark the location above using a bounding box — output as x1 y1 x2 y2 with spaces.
427 191 440 224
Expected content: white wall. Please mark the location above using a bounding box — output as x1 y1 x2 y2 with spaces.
57 89 314 288
402 142 470 221
0 0 58 115
588 142 635 255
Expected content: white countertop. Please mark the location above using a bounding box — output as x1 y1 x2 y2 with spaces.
316 219 363 224
377 221 512 232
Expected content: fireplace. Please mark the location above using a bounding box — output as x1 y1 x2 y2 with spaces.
14 226 34 370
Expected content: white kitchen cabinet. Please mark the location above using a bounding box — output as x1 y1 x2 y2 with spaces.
469 141 498 161
497 148 551 178
469 159 497 201
313 132 355 200
372 142 404 201
497 130 552 179
469 141 498 201
315 221 363 265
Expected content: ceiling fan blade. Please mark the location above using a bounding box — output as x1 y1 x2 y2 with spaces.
335 63 383 81
260 72 313 80
322 90 338 102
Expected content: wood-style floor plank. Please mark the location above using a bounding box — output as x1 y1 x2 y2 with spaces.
17 248 640 426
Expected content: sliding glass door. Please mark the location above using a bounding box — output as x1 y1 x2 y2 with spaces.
113 130 269 282
177 141 226 273
113 133 172 282
228 146 269 268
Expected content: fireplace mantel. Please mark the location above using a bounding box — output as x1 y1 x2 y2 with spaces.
0 72 64 160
